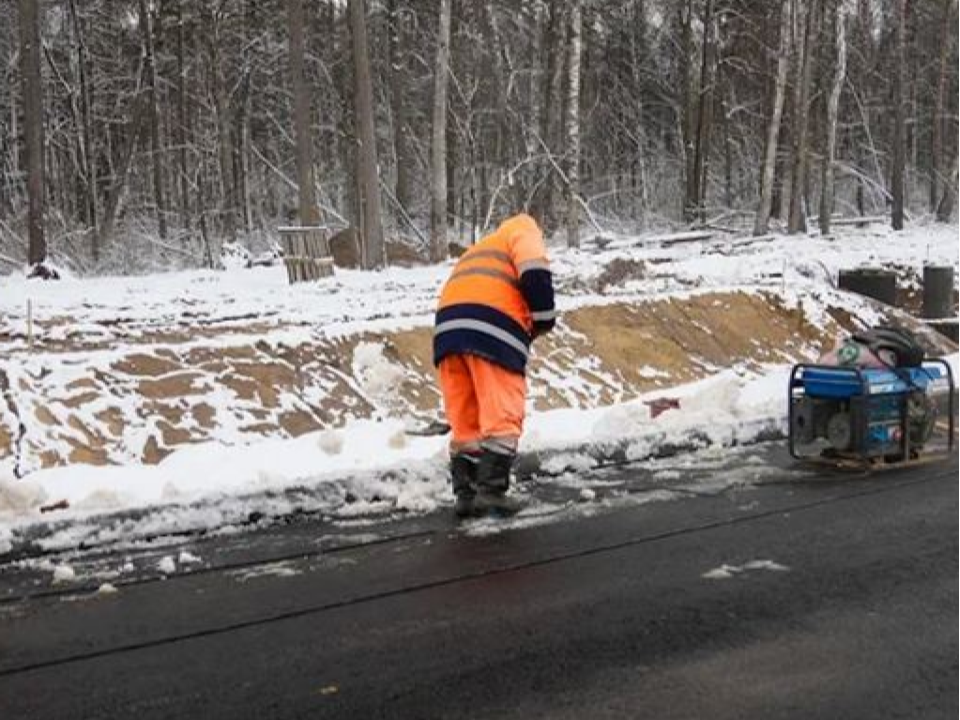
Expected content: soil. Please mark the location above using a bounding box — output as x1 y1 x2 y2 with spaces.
2 289 954 471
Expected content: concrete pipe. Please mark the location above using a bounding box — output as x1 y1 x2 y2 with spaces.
921 265 955 319
838 268 898 306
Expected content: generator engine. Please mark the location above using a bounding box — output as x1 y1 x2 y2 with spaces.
789 364 948 460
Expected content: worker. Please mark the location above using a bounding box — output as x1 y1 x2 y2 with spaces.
433 213 556 517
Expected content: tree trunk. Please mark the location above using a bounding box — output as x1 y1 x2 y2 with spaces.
936 154 958 222
564 0 582 248
535 1 568 232
891 0 907 230
787 0 819 234
754 0 792 236
99 78 150 247
138 0 167 240
349 0 385 268
18 0 46 267
286 0 321 227
67 0 99 261
205 6 237 243
174 0 191 234
680 0 698 221
429 0 452 261
690 0 717 224
387 0 413 215
930 0 954 212
818 0 846 236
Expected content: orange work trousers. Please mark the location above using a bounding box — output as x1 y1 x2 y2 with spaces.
438 354 526 454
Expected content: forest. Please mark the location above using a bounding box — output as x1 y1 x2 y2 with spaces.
1 0 957 276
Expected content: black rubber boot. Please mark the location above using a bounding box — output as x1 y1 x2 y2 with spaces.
450 453 480 518
474 449 522 515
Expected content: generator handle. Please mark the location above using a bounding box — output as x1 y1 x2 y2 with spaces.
924 357 956 450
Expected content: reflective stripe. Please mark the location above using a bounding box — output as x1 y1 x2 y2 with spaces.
531 309 558 321
480 436 518 454
461 249 512 265
517 258 551 274
448 267 521 289
451 442 482 456
434 319 530 357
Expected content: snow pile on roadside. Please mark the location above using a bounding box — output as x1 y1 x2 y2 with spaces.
0 361 810 546
520 364 792 472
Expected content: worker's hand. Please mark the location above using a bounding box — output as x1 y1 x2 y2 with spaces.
531 321 554 341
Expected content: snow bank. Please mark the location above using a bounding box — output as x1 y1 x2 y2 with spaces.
0 360 813 546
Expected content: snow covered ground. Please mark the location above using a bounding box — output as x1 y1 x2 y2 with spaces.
1 222 957 555
2 222 956 345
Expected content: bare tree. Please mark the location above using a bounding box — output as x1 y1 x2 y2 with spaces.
754 0 792 236
387 0 413 215
66 0 98 259
1 0 955 273
681 0 717 222
204 4 238 243
786 0 820 234
18 0 46 269
936 155 958 222
138 0 167 240
286 0 321 227
429 0 452 261
349 0 385 268
929 1 954 212
564 0 583 248
819 0 846 236
891 0 907 230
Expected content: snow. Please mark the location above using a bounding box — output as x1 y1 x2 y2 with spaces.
232 562 302 581
156 556 176 575
51 564 77 584
3 223 955 351
178 550 202 565
0 223 956 550
0 362 809 547
702 559 790 580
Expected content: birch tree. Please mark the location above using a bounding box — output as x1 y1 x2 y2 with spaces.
818 0 847 236
429 0 452 261
564 0 583 248
754 0 792 236
890 0 907 230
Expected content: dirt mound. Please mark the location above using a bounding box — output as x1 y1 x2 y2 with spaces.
0 289 952 473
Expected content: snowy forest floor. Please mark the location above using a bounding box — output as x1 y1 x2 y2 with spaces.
0 222 957 557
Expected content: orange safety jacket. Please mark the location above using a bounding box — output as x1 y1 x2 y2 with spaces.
434 214 556 373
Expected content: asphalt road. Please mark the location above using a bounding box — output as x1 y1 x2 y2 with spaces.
0 446 957 720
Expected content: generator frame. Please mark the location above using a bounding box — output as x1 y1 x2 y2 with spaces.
788 359 956 463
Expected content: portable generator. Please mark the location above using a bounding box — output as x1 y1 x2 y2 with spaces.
788 359 956 464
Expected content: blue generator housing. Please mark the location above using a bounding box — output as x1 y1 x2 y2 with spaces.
788 359 955 462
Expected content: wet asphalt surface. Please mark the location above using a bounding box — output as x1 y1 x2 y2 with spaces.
0 443 957 719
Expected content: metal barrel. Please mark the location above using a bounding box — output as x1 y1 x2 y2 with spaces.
838 268 898 306
921 265 955 319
